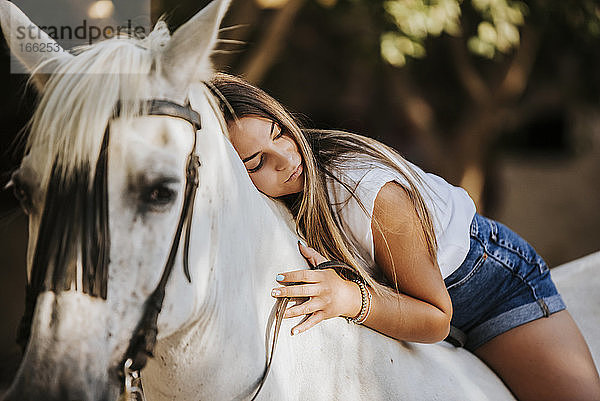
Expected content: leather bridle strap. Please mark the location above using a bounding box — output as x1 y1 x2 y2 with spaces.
250 296 290 400
118 99 201 375
114 99 202 131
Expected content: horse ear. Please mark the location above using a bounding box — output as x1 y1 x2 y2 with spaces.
0 0 72 92
160 0 231 91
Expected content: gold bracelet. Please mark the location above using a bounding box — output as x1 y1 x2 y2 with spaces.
346 278 372 325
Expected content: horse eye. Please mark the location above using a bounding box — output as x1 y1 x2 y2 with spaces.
12 181 32 215
142 185 176 209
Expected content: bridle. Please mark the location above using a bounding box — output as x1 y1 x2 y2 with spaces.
118 99 202 377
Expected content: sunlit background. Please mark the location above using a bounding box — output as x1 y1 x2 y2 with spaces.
1 0 599 388
88 0 115 19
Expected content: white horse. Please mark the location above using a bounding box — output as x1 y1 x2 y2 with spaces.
552 251 600 368
0 0 596 400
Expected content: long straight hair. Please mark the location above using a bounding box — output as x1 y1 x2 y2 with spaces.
210 73 438 297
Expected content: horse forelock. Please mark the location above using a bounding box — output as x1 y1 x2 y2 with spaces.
26 23 176 192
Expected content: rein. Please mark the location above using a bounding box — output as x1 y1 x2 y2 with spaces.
249 297 290 401
247 260 360 400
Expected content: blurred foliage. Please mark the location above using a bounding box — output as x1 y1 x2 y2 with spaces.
381 0 527 65
381 0 462 65
324 0 600 67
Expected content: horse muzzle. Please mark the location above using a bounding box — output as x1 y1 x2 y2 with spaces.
2 292 124 401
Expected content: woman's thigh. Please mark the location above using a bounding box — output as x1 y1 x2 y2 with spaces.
474 309 600 401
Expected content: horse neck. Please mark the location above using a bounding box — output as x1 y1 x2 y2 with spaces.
146 118 305 399
208 139 302 340
188 87 303 309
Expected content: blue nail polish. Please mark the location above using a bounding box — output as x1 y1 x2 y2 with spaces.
276 274 285 281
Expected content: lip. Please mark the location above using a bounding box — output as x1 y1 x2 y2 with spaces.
285 164 303 183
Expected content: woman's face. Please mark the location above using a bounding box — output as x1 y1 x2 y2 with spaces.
228 116 305 197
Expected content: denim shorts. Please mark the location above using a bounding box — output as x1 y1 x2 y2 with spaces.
443 213 566 351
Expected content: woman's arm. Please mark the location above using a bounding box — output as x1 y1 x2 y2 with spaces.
272 181 453 343
365 180 452 343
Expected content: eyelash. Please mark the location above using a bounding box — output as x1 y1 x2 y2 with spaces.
247 130 284 173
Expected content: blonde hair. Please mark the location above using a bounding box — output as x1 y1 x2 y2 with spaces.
210 74 438 297
27 23 173 190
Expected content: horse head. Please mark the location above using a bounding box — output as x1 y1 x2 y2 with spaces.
0 1 276 400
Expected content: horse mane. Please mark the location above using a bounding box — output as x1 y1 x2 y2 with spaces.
27 21 173 189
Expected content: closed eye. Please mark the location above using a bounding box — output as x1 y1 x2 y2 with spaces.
247 123 285 174
247 155 264 173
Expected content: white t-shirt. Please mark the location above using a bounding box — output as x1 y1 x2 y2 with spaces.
325 155 476 279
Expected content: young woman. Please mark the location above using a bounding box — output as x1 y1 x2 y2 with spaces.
210 73 600 400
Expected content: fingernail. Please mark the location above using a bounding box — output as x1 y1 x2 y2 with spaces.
292 328 299 335
276 274 285 281
271 289 281 296
298 239 307 247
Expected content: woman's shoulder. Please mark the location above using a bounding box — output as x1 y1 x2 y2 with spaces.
324 154 408 218
323 154 416 268
326 153 411 193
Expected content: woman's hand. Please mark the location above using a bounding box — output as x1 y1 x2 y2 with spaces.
272 242 362 336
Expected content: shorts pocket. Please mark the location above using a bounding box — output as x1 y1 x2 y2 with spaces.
446 252 488 291
487 220 542 273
